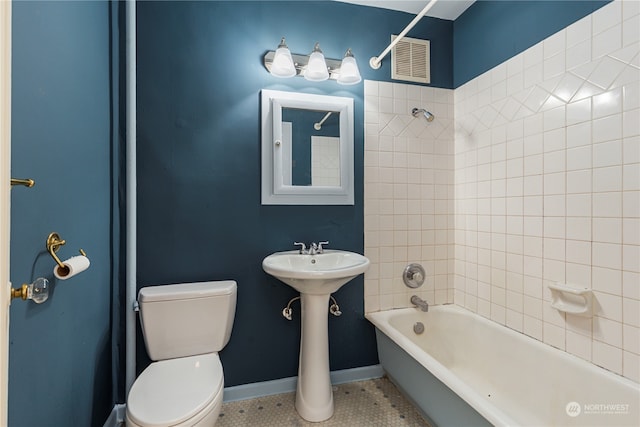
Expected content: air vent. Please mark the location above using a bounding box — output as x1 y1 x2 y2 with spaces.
391 35 430 84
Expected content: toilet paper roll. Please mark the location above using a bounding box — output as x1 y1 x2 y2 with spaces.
54 255 90 280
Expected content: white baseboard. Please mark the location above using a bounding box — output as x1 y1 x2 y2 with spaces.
103 403 126 427
102 364 385 425
223 364 384 403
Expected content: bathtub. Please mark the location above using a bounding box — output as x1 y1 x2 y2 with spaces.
367 305 639 427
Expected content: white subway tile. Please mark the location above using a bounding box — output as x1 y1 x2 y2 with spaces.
566 39 592 71
623 82 640 111
524 154 544 177
623 109 640 137
544 194 566 216
524 315 544 340
566 239 592 265
567 330 592 361
622 0 640 20
543 322 566 350
593 241 623 269
622 270 640 299
595 291 623 322
593 316 623 348
567 169 592 194
593 191 623 217
593 266 622 295
593 217 623 244
593 25 623 59
567 145 592 171
567 122 592 148
623 324 640 354
523 175 543 196
567 14 592 47
623 351 640 382
566 97 592 125
544 128 566 152
593 114 623 143
593 165 623 192
567 217 592 241
566 193 592 217
593 87 624 119
592 340 623 374
623 191 640 217
592 1 622 35
623 136 640 164
544 237 565 261
593 139 623 169
623 218 640 245
623 244 640 272
623 297 640 327
623 163 640 190
544 172 566 195
566 262 592 288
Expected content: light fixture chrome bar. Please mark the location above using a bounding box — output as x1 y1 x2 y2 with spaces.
264 50 344 81
369 0 438 69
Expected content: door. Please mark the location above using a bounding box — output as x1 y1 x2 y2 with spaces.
0 1 11 425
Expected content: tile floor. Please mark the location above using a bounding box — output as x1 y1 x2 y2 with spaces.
217 377 431 427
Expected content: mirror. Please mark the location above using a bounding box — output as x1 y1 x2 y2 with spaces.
261 89 354 205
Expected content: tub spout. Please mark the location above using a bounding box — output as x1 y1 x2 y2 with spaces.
411 295 429 312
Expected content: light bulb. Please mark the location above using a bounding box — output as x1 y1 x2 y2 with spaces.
304 43 329 82
270 37 296 78
337 48 361 85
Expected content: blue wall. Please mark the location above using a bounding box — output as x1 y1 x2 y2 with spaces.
135 0 453 387
453 0 611 87
10 1 114 426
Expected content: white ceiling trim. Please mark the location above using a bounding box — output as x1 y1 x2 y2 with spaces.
334 0 475 21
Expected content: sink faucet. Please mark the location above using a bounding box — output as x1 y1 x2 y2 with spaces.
411 295 429 312
294 241 329 255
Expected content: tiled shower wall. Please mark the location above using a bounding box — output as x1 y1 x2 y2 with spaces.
364 0 639 383
363 81 455 313
454 0 639 382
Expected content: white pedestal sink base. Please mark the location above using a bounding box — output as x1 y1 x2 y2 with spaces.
295 293 334 422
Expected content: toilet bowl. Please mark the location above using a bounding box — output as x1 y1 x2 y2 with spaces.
125 281 237 427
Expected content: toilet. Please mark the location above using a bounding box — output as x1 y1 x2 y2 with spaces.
125 280 237 427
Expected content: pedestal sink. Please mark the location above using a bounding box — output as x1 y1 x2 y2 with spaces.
262 250 370 422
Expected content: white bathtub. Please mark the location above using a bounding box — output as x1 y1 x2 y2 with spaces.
367 305 640 427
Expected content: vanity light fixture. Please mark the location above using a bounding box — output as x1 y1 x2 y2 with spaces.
263 38 362 85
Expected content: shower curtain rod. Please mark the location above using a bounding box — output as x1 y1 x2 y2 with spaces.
369 0 438 69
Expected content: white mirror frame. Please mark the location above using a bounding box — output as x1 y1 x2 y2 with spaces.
261 89 354 205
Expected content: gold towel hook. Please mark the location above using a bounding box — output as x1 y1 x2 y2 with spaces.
10 178 35 188
46 232 66 269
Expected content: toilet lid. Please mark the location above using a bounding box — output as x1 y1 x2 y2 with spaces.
127 353 223 427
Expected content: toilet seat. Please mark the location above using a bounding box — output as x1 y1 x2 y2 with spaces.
126 353 223 427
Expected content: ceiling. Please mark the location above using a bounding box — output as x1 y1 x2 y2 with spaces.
334 0 475 20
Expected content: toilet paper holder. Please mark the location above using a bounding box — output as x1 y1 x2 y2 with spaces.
46 232 86 269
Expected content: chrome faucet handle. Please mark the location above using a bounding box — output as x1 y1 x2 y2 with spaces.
294 242 307 254
317 241 329 253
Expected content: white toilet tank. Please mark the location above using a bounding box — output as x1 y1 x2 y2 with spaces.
138 280 237 361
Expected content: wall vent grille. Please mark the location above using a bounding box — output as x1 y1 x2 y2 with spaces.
391 35 431 84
